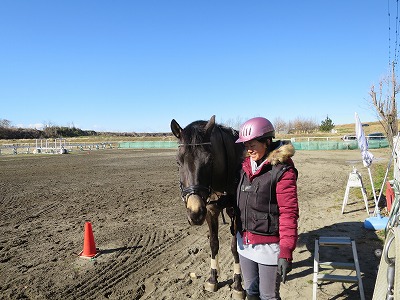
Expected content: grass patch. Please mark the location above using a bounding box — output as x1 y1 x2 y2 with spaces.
350 162 394 201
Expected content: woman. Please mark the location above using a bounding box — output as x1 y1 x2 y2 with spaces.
235 117 299 300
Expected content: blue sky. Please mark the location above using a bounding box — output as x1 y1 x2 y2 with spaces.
0 1 397 132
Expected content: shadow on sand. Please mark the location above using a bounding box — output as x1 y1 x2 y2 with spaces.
290 221 383 300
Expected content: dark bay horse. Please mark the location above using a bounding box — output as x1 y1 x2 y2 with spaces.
170 115 245 299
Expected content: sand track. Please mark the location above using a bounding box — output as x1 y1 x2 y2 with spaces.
0 148 390 299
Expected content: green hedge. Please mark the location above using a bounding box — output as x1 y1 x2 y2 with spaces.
118 140 389 150
291 140 388 150
118 141 178 149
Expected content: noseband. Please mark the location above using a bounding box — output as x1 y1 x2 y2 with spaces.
178 141 213 204
180 182 211 203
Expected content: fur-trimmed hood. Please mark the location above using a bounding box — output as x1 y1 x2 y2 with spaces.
242 140 296 178
267 141 295 166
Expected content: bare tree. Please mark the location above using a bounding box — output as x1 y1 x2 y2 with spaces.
220 116 246 131
286 120 294 134
0 119 12 128
291 117 318 134
43 121 58 138
273 117 287 134
369 62 399 149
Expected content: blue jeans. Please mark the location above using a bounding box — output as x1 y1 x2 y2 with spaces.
239 254 281 300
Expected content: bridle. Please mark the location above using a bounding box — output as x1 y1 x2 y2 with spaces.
177 141 217 205
179 182 212 203
177 124 236 207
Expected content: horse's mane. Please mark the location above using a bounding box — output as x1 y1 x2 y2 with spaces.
183 120 238 144
219 124 239 139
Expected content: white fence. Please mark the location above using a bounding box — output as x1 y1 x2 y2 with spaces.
0 139 117 155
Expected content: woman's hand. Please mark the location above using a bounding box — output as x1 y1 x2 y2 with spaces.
277 258 292 283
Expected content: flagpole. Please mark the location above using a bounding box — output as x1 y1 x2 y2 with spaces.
367 166 378 215
355 112 376 214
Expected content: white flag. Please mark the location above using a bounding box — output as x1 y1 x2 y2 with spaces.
355 112 374 167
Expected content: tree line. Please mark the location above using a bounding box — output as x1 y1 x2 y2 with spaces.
0 119 171 139
0 117 335 140
274 115 334 134
0 122 96 140
222 116 335 134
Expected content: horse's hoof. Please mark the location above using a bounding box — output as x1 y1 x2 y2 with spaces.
204 281 218 292
232 289 246 300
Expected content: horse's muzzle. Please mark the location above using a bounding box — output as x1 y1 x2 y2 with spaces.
186 195 207 225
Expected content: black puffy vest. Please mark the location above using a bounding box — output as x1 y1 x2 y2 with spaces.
236 164 290 236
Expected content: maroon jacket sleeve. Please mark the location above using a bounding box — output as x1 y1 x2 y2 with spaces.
276 167 299 260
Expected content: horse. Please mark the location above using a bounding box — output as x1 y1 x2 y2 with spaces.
170 115 245 299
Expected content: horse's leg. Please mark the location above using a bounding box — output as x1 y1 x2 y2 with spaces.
221 209 227 224
231 234 245 299
204 206 220 292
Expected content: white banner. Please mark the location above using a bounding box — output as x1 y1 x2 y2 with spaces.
355 112 374 167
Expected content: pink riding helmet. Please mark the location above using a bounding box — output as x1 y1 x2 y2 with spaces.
235 117 275 143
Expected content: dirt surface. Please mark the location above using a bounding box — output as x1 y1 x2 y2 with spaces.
0 148 391 299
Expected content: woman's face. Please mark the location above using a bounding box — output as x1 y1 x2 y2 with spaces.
244 139 267 162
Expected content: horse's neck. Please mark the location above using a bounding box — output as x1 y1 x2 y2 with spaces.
211 127 239 195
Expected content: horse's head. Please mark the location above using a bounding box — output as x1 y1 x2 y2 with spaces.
170 115 216 226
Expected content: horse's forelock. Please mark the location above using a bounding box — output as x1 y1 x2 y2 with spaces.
182 120 209 144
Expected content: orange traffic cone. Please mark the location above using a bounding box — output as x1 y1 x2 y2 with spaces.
79 222 99 258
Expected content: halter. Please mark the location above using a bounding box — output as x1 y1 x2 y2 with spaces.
177 125 236 207
178 141 215 205
179 182 212 203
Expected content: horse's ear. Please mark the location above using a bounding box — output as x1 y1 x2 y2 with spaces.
170 119 182 139
204 115 216 137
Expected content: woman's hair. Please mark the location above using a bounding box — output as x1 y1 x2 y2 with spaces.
256 137 272 145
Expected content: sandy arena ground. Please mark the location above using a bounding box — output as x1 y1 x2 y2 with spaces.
0 147 391 299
